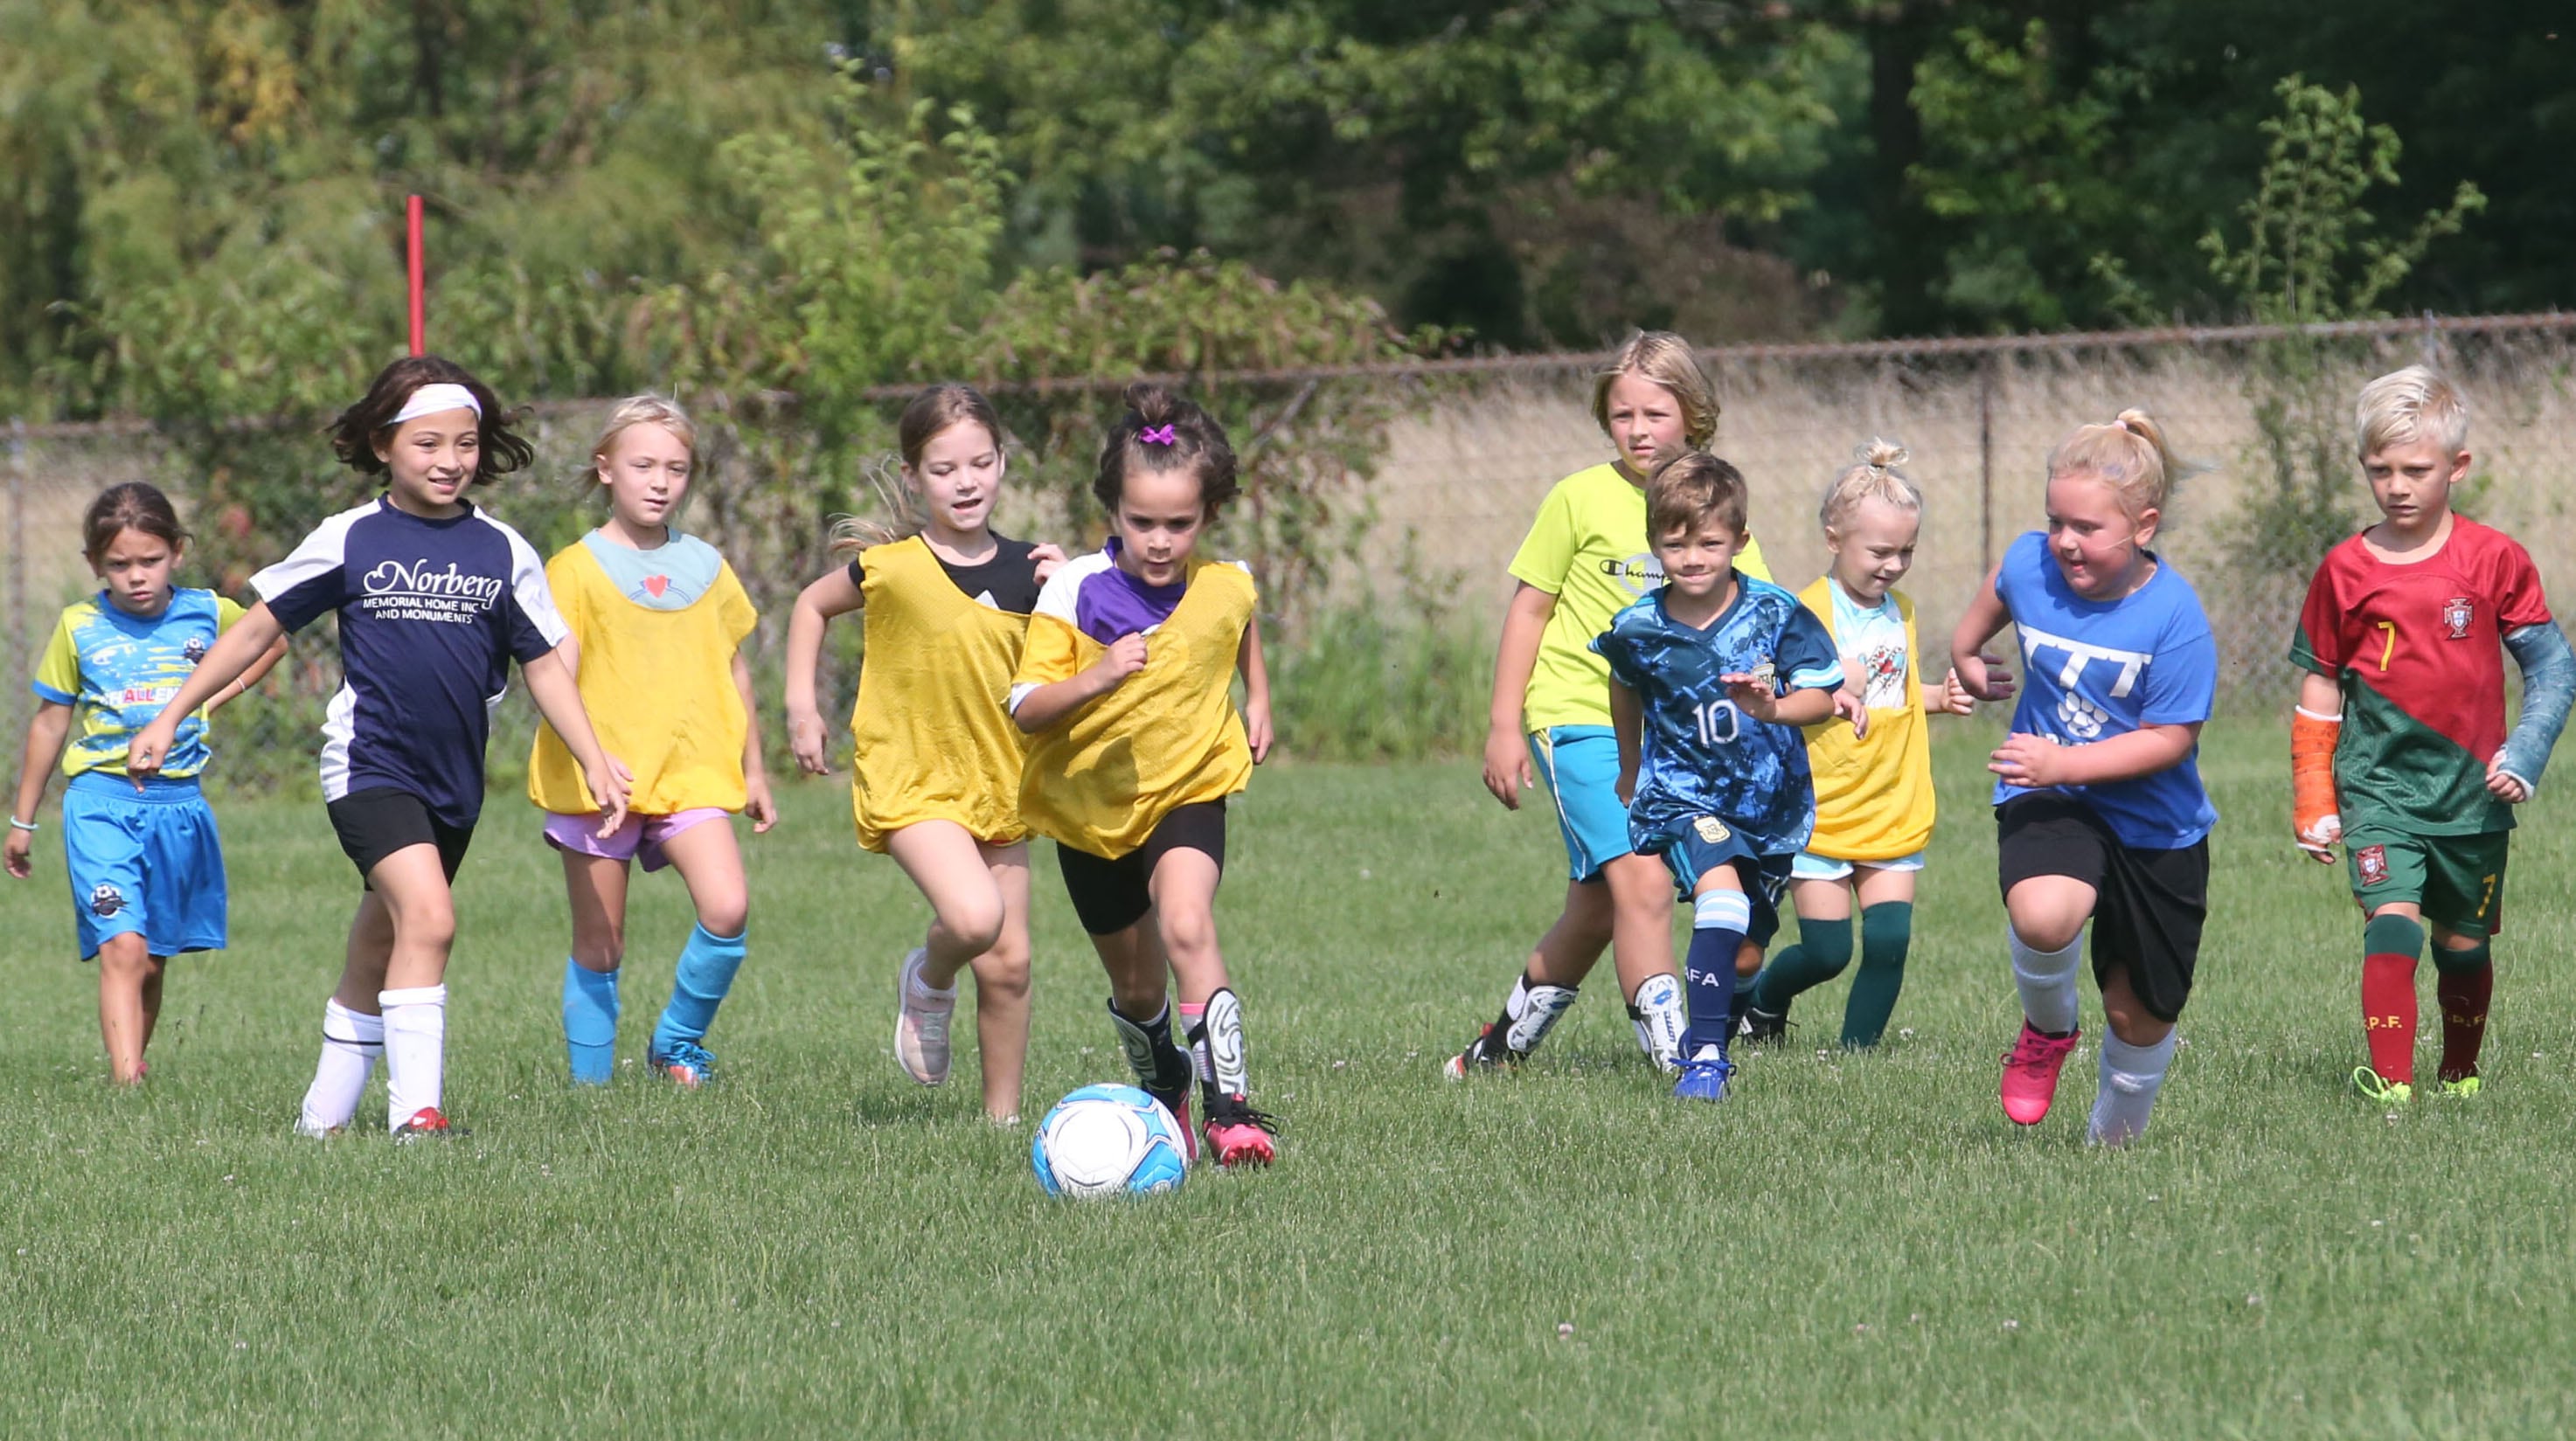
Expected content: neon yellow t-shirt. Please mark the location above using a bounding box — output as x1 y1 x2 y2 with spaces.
1508 463 1769 731
528 536 758 816
1009 552 1255 859
1798 577 1936 862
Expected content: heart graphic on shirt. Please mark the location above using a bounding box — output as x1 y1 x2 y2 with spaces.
643 575 670 598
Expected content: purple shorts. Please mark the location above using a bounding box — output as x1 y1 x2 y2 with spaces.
542 808 730 872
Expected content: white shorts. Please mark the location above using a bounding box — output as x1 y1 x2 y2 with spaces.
1791 849 1927 883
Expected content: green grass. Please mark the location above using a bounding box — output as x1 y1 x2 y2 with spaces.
6 717 2574 1438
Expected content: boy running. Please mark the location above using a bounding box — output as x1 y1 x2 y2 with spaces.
2290 365 2574 1105
1594 454 1843 1101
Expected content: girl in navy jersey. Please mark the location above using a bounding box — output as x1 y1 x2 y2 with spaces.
129 356 630 1138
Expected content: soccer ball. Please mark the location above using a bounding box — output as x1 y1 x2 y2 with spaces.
1030 1084 1189 1199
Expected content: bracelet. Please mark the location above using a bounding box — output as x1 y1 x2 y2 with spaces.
8 817 36 833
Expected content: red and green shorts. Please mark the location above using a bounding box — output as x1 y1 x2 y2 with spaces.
2344 826 2510 938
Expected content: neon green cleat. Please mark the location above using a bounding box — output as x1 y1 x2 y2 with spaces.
2352 1065 2413 1107
2436 1075 2482 1098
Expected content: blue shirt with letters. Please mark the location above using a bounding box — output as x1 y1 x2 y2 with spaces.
1592 574 1843 859
1991 530 2218 849
254 498 566 827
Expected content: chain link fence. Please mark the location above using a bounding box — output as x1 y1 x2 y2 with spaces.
8 312 2573 793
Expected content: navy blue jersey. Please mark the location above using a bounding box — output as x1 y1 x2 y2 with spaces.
1593 575 1843 858
254 499 566 827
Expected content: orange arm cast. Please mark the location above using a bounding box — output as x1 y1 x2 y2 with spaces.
2291 704 2343 860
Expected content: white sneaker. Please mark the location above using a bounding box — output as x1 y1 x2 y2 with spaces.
894 947 956 1086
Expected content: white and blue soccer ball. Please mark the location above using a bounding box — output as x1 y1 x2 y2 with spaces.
1031 1084 1189 1199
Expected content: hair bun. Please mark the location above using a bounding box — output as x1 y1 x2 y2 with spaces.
1123 381 1177 427
1857 437 1910 471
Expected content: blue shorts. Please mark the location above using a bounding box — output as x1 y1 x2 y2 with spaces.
60 772 228 960
1529 726 1634 883
1642 818 1791 947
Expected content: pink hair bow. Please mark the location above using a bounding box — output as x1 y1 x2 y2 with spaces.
1139 424 1177 445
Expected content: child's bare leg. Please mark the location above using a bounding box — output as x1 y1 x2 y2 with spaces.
1148 847 1272 1160
96 932 155 1084
365 847 458 1131
885 821 1004 1088
887 821 1006 987
1525 880 1612 987
969 842 1033 1120
649 820 752 1081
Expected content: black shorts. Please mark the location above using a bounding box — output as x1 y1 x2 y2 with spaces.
1996 793 2209 1023
1057 802 1227 937
327 788 476 885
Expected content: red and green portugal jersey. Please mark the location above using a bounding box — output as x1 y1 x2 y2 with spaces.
2288 517 2552 835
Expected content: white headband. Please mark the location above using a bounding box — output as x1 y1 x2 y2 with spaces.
391 383 483 426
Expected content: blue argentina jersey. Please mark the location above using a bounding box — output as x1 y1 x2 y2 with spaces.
254 498 566 828
1992 530 2218 849
1592 574 1843 857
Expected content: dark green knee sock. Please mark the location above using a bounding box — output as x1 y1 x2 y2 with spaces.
1840 902 1914 1049
1751 912 1853 1014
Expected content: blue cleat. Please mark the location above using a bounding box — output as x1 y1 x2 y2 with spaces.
1671 1050 1733 1103
650 1038 717 1089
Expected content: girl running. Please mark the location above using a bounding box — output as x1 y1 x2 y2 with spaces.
1009 383 1277 1167
1951 411 2218 1146
783 384 1060 1123
533 395 773 1089
1444 330 1771 1077
128 355 630 1138
6 483 286 1084
1740 441 1983 1049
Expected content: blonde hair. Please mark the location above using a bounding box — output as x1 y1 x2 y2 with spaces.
828 383 1007 557
1646 452 1749 542
1819 438 1921 535
2046 408 2193 518
590 393 696 471
1591 331 1718 448
2356 364 2468 458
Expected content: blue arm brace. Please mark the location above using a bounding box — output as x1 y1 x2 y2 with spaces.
2499 622 2576 790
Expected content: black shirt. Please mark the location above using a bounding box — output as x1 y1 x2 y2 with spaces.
849 535 1043 615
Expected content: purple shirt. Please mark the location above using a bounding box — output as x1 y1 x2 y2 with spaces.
1072 540 1189 643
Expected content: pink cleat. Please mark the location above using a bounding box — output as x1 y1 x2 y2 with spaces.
2000 1022 2080 1126
1202 1096 1279 1167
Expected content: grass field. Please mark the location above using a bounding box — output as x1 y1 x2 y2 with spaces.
7 716 2576 1438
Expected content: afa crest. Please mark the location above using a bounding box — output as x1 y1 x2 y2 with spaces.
1693 815 1732 844
2441 597 2473 640
2355 845 2390 887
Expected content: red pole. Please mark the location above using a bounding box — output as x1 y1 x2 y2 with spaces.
406 195 426 356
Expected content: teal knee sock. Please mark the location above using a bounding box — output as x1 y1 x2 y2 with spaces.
1751 913 1854 1014
653 924 747 1055
563 959 620 1085
1840 902 1914 1050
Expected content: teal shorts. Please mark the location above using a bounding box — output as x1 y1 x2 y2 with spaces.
1530 726 1634 883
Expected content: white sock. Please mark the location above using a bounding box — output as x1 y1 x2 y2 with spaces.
2009 928 2084 1035
298 1001 383 1136
2087 1031 2177 1147
379 985 448 1132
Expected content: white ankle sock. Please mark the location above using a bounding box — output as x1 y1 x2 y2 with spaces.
299 1000 384 1135
2009 928 2084 1035
379 985 448 1132
2088 1031 2177 1147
